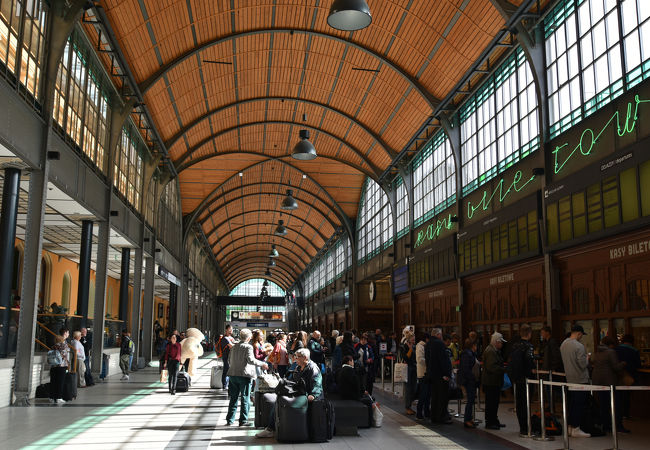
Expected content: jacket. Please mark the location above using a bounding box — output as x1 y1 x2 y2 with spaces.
355 342 374 367
482 344 505 387
616 344 641 382
308 338 325 364
227 341 266 378
120 336 134 356
336 364 361 400
459 349 478 385
508 338 534 383
164 342 182 362
416 341 427 379
591 345 625 386
560 338 590 384
290 360 323 400
540 337 564 372
426 336 452 380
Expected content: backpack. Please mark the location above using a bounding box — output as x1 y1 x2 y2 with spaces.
47 349 63 366
215 337 223 358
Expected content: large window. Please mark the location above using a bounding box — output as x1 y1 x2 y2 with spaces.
158 179 182 257
545 0 650 139
114 125 144 211
52 30 110 173
412 131 456 227
394 176 410 238
303 235 351 297
230 279 285 297
0 0 46 102
357 178 393 264
460 47 539 195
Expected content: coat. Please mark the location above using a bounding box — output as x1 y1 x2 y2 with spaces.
227 341 266 378
591 345 625 386
482 344 505 387
416 341 427 379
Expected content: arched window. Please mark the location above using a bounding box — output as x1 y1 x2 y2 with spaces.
107 287 114 318
357 178 393 264
394 176 411 237
61 272 72 311
39 255 51 308
230 279 285 297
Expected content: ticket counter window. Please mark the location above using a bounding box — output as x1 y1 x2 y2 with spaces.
630 317 650 367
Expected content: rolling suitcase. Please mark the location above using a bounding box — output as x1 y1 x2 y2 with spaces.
254 391 277 428
275 394 309 443
309 398 335 442
211 365 223 389
176 370 190 392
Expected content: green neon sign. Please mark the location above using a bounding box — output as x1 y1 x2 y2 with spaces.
466 170 536 220
553 95 650 174
414 214 455 249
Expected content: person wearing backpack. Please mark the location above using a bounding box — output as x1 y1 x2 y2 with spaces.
119 329 134 381
218 325 235 389
508 324 535 436
48 327 70 404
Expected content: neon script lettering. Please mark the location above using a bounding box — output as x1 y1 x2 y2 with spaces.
466 170 536 220
553 95 650 174
414 214 454 249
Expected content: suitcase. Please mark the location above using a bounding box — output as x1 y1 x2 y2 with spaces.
254 391 277 428
211 366 223 389
62 372 78 401
100 353 110 380
275 394 309 442
309 398 335 442
176 370 190 392
35 383 50 398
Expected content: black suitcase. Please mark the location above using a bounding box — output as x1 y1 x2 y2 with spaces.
176 371 190 392
275 394 309 442
35 383 50 398
309 398 335 442
254 391 277 428
62 372 78 401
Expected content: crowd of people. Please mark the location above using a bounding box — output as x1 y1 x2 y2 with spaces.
47 326 95 404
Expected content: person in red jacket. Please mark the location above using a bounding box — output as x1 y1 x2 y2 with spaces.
164 334 183 395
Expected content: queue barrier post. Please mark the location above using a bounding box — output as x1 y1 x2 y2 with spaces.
525 380 532 438
549 371 555 415
558 384 570 450
609 384 619 450
381 357 385 391
533 378 554 441
391 358 395 393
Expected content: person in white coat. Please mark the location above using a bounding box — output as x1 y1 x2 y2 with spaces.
415 333 430 419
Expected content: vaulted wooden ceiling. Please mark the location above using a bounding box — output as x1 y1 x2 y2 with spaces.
98 0 536 290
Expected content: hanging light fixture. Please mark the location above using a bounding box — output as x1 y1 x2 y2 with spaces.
268 244 279 258
263 279 269 287
327 0 372 31
265 268 272 277
267 258 276 267
274 220 287 236
281 189 298 210
291 130 317 160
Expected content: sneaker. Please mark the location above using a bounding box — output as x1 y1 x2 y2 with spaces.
124 375 129 381
225 421 234 426
571 427 591 438
48 399 56 404
239 421 252 427
56 399 66 404
256 428 274 438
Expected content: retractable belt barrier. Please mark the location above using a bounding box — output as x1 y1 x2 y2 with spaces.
524 377 650 450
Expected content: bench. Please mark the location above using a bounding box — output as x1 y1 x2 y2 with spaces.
326 393 371 435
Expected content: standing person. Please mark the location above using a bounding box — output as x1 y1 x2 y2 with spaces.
163 334 182 395
270 332 289 377
560 325 591 438
225 328 269 426
459 339 479 428
415 333 430 420
329 330 339 358
482 332 506 430
356 333 375 395
540 326 563 373
448 334 461 363
591 336 627 433
308 331 325 369
49 327 70 404
400 333 417 415
218 325 235 390
426 327 452 424
71 331 86 388
616 334 641 420
80 327 94 386
508 324 535 436
119 329 134 381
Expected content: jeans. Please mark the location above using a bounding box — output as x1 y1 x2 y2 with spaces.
119 354 130 375
515 382 528 432
463 381 476 423
226 376 252 424
568 390 588 428
222 357 230 389
417 378 431 418
484 385 501 427
168 359 180 393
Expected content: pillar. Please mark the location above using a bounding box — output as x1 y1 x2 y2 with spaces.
78 220 93 327
0 167 21 358
169 282 177 332
129 247 143 366
91 221 110 379
141 255 155 362
118 247 130 326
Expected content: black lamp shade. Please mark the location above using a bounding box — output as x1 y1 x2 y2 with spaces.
292 130 317 160
265 269 272 276
268 245 279 258
281 189 298 210
327 0 372 31
275 220 288 236
268 259 276 267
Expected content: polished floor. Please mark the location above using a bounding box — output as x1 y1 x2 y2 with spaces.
1 357 646 449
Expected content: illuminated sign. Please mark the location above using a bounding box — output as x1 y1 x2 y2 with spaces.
552 95 649 174
414 214 455 249
231 311 283 321
466 170 536 220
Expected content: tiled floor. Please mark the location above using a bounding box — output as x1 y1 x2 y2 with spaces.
1 357 647 449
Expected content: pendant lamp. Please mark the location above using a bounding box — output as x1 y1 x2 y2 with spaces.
268 245 279 258
281 189 298 210
291 130 317 160
275 220 287 236
327 0 372 31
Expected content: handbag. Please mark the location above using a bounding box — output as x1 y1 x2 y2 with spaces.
372 402 384 427
47 349 63 366
393 362 408 383
258 371 281 391
502 373 512 391
275 378 306 397
160 369 169 383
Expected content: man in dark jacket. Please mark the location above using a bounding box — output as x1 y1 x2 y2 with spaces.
426 326 452 424
509 324 535 435
308 331 325 366
80 328 94 386
616 334 642 419
336 355 362 400
540 326 563 373
482 332 506 430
